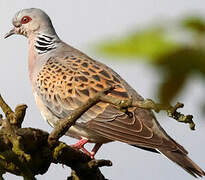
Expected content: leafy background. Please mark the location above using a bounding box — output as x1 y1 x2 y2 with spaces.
97 16 205 108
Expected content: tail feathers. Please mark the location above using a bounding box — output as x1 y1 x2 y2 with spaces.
159 149 205 178
132 145 159 153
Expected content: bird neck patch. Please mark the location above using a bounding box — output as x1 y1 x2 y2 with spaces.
34 33 58 55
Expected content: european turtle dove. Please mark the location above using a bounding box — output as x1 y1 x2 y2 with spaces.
5 8 205 177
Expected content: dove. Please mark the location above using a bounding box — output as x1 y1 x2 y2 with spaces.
5 8 205 177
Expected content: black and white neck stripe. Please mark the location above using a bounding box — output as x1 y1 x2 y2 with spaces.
35 34 59 55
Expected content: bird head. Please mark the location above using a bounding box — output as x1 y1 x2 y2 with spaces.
5 8 56 39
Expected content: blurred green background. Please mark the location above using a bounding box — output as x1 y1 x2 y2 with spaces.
97 15 205 113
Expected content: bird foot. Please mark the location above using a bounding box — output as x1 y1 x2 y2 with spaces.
70 138 88 149
71 139 102 159
70 138 93 158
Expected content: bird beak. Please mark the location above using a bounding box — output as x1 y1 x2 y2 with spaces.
4 28 16 39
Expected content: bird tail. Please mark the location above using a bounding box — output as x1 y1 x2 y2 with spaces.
158 148 205 178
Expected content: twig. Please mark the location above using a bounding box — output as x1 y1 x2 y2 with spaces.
48 86 114 146
0 95 13 116
99 96 195 130
0 114 3 126
14 104 27 128
0 94 35 179
87 159 112 169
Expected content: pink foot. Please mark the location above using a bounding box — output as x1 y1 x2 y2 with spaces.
71 139 102 159
70 138 90 156
70 138 88 149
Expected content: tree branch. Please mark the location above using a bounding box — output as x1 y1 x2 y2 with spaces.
99 96 195 130
48 86 114 146
0 88 195 179
0 94 111 180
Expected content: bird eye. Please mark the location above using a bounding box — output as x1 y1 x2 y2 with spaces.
21 16 32 24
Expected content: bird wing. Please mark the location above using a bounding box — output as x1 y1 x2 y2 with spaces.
35 54 187 153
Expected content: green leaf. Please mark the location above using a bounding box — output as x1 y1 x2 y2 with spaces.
97 27 179 62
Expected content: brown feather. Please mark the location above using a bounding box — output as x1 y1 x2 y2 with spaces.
159 149 205 177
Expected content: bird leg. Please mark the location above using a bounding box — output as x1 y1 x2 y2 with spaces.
90 143 102 159
70 138 90 156
71 139 102 159
71 138 88 149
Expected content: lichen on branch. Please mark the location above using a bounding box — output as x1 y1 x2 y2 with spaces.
0 88 195 179
0 94 111 180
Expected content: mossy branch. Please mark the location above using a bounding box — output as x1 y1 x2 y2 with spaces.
0 94 111 180
0 88 195 179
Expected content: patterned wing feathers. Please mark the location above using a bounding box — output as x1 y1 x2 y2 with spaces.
35 55 186 153
36 55 129 118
